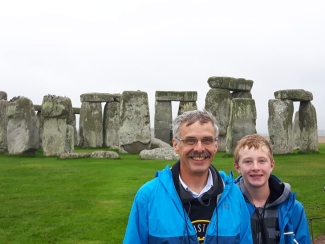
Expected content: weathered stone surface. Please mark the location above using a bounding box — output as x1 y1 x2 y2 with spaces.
299 101 318 153
0 91 7 100
41 95 75 156
0 100 8 152
226 98 257 154
42 119 74 156
268 99 294 154
205 88 231 151
178 101 197 115
232 91 252 99
150 137 173 149
90 151 119 158
59 152 91 159
79 102 103 148
103 101 120 148
274 89 313 101
154 101 172 144
207 77 253 91
72 114 78 147
41 95 75 125
6 96 39 155
139 148 179 160
36 110 44 148
155 91 197 102
292 111 300 149
119 91 151 153
80 93 121 102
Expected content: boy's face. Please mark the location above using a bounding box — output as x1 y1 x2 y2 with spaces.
234 146 274 190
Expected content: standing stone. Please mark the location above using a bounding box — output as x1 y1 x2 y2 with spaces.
0 91 7 100
226 98 257 154
268 99 294 154
119 91 151 153
79 102 103 148
73 107 80 146
41 95 75 156
36 110 44 149
154 91 197 144
178 101 198 115
103 101 120 149
154 101 172 144
299 101 318 153
292 111 300 149
6 96 39 155
205 88 231 151
0 92 8 152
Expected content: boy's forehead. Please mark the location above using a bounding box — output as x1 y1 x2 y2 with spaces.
240 145 270 154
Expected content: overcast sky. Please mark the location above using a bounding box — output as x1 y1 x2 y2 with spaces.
1 0 324 134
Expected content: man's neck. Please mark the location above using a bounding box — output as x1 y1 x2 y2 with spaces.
180 171 209 194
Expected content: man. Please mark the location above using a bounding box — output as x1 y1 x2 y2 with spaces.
233 134 311 244
123 109 252 243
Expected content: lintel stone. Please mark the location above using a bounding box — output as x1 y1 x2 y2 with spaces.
207 77 253 91
80 93 121 102
274 89 313 101
34 105 41 112
73 107 80 114
155 91 197 102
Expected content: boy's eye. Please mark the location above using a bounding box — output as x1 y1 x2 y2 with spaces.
243 160 251 164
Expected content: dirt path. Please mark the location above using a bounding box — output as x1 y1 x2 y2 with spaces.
314 234 325 244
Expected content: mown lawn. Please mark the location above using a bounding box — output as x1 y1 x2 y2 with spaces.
0 144 324 243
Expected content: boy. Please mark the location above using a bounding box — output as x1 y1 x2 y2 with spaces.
233 134 311 244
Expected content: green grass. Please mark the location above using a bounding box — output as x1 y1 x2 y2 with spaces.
0 145 324 243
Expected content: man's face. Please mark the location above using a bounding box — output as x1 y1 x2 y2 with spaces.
172 120 218 177
234 146 274 191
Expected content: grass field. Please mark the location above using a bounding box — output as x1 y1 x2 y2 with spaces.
0 144 324 243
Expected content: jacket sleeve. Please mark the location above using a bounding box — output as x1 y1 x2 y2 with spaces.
238 190 253 243
291 200 311 244
123 188 149 244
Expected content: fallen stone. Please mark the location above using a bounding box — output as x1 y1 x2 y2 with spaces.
139 148 179 160
59 152 91 159
90 151 119 159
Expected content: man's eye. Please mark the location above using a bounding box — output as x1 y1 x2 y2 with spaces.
244 161 251 164
185 138 197 144
202 137 214 144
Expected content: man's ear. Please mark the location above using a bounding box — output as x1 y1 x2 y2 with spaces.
172 138 179 154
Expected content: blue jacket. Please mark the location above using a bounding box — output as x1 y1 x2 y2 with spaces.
123 165 252 243
235 175 311 244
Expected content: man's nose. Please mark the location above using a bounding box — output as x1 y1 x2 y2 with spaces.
194 140 205 151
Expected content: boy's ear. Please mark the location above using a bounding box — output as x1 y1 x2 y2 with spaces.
270 160 275 171
233 163 241 174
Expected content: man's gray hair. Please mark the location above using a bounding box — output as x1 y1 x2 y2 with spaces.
172 109 219 139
